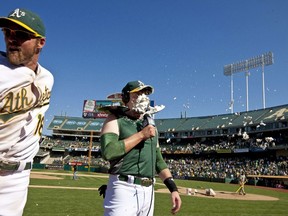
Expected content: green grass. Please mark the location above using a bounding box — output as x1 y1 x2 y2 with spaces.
24 170 288 216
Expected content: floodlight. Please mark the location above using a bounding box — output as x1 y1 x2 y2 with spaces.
223 52 274 113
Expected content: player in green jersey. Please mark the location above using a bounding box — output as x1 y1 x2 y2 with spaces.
100 80 181 216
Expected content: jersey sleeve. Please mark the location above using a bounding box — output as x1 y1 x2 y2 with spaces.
155 147 168 173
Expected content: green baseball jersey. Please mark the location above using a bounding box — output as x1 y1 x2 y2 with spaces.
109 116 158 178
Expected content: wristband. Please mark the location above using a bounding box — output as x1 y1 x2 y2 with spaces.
164 177 178 193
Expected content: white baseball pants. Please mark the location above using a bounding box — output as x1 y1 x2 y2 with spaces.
104 174 155 216
0 170 30 216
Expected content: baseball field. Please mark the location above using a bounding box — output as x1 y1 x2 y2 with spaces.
24 170 288 216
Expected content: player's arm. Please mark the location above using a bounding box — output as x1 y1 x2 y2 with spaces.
100 114 123 160
156 147 182 214
100 114 156 161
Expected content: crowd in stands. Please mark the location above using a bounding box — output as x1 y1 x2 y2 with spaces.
164 156 288 180
41 130 287 155
48 155 110 170
40 137 101 151
47 154 287 182
160 132 287 154
37 135 288 189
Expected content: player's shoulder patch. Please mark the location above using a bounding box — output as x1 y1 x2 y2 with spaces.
0 51 7 57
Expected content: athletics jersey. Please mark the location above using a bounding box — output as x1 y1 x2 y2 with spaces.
239 174 246 184
0 54 54 162
109 116 158 178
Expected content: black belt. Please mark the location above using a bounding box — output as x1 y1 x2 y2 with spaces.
0 160 32 171
118 174 154 187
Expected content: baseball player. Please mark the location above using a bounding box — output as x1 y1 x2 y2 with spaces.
0 8 54 216
100 81 182 216
73 164 79 180
237 172 247 195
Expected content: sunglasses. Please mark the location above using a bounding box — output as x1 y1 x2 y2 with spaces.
134 89 151 96
2 28 37 40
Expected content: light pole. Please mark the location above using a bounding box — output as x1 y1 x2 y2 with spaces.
223 51 273 113
245 70 249 112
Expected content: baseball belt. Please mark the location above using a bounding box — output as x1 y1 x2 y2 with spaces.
118 174 154 187
0 160 32 171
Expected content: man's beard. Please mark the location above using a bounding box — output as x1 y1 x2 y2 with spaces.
7 42 38 66
131 94 150 114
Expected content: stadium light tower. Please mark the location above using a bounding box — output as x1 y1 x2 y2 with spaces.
224 51 274 113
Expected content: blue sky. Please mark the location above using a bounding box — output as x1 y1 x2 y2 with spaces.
1 0 288 135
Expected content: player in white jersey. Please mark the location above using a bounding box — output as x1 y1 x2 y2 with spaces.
0 8 54 216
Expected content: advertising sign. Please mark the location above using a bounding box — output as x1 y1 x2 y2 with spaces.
82 98 155 119
82 100 122 118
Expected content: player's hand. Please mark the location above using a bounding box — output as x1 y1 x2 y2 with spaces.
98 184 107 199
171 191 181 214
141 125 156 139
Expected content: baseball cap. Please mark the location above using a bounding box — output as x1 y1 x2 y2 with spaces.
0 8 45 38
122 80 154 95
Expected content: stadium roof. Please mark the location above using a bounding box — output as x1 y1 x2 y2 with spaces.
47 104 288 134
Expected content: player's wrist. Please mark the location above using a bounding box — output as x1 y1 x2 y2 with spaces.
164 177 178 193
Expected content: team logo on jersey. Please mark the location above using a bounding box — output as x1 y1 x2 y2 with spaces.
0 84 51 123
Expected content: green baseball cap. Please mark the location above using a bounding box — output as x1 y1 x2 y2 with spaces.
0 8 45 38
122 80 154 95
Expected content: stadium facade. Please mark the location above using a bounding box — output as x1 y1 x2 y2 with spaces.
36 103 288 188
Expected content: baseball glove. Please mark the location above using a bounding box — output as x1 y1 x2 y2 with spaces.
98 184 107 199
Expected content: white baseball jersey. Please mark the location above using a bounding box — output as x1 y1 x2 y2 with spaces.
239 174 246 183
0 53 54 162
